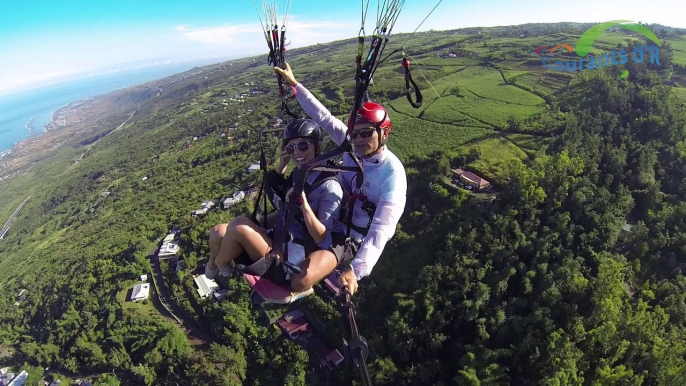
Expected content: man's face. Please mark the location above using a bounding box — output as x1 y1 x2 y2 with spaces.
351 123 387 157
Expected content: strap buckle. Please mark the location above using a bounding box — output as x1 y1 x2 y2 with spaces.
351 188 367 201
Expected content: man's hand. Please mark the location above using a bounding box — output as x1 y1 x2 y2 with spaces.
274 62 298 87
339 268 358 295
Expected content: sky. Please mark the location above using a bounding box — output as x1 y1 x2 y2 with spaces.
1 0 683 96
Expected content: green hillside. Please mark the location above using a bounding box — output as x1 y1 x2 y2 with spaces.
1 22 686 385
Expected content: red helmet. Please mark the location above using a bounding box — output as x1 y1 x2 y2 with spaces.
351 102 391 133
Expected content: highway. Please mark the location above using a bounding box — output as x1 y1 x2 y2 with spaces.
0 195 31 240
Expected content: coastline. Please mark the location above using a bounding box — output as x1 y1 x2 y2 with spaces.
24 113 42 134
2 104 70 158
1 58 223 157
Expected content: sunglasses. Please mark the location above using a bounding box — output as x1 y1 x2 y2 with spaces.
285 141 312 154
351 128 376 139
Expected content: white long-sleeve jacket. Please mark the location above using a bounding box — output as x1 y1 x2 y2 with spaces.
294 83 407 281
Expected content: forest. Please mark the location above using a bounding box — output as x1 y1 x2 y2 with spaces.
1 22 686 385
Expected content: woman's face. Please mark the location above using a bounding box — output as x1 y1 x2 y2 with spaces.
285 138 316 168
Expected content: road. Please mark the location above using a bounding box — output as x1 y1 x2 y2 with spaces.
0 195 31 240
69 110 137 168
147 245 215 349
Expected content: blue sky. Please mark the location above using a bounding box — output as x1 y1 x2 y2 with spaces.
1 0 682 96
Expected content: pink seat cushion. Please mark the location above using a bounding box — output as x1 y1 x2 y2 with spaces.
243 274 293 304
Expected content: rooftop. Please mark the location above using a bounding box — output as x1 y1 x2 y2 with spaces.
194 274 219 298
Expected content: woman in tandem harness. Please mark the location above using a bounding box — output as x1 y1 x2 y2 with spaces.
205 119 344 297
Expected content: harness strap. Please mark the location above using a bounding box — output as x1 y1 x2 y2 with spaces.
402 57 423 108
292 169 339 255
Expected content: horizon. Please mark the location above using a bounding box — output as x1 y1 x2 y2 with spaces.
2 0 684 97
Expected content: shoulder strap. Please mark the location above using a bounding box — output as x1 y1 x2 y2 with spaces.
304 170 339 196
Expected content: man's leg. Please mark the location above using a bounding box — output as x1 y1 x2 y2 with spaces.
290 249 338 292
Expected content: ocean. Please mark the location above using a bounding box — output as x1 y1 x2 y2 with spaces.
0 59 224 154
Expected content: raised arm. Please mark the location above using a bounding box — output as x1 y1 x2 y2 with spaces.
275 63 348 145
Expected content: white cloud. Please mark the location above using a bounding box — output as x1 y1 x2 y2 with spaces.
178 23 263 43
0 69 81 95
175 19 354 47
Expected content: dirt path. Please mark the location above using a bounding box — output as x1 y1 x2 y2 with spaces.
147 246 214 349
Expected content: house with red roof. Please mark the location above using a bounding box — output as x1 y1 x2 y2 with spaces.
452 168 491 191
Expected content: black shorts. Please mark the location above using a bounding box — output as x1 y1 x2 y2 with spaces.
233 228 290 286
328 232 361 266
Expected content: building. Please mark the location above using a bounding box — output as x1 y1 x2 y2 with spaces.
192 200 216 217
0 372 15 386
14 289 26 306
278 309 345 373
278 309 311 340
451 168 491 191
162 228 180 243
158 241 180 259
140 274 148 282
194 274 219 298
5 370 27 386
247 163 261 174
621 223 633 234
131 283 150 302
222 191 246 209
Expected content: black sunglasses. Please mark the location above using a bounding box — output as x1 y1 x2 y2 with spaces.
285 141 312 154
351 128 376 139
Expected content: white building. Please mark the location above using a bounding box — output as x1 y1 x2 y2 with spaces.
158 241 180 258
6 370 28 386
247 163 261 174
192 200 216 217
131 283 150 302
223 191 246 209
140 274 148 282
0 372 15 386
194 274 219 298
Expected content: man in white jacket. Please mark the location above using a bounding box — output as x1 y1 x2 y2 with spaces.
275 63 407 295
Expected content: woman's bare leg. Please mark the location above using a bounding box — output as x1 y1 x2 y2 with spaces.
215 216 274 268
208 223 228 270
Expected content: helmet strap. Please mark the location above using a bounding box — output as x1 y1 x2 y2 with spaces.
364 128 385 156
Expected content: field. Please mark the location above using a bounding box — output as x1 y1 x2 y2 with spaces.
116 283 159 319
666 38 686 65
463 137 530 179
502 133 553 156
389 113 492 161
